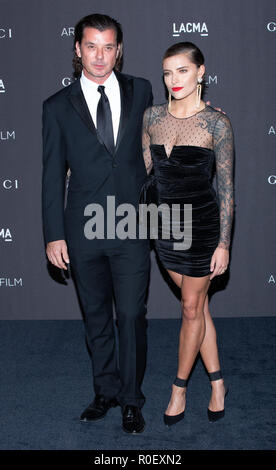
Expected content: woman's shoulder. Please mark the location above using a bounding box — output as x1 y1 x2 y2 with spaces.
203 105 234 143
143 103 167 124
204 104 232 127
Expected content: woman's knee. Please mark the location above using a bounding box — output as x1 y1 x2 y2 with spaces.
181 298 203 321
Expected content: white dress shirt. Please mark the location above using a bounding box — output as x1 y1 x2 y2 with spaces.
80 71 121 144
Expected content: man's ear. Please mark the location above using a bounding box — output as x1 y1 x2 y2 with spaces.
116 43 122 58
75 41 81 58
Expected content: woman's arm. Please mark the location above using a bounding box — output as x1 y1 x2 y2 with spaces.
209 113 234 279
142 107 153 175
213 113 234 249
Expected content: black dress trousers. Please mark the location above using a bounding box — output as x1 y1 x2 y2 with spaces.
69 238 150 408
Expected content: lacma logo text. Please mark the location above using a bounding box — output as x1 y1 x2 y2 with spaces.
173 22 208 37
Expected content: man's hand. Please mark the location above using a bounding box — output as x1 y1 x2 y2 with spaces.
46 240 70 270
206 101 225 114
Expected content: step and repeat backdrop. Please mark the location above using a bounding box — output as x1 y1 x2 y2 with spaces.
0 0 275 319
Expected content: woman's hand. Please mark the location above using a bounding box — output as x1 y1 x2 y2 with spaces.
210 246 229 280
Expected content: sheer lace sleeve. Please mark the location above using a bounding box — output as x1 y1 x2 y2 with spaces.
142 107 153 174
213 114 234 249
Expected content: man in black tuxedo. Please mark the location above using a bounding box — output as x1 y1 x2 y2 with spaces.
42 14 153 434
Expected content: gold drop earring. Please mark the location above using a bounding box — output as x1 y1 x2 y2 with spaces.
196 77 203 108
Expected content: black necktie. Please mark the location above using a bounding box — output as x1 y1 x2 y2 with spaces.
97 85 115 154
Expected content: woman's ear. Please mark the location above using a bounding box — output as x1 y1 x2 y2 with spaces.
198 64 205 81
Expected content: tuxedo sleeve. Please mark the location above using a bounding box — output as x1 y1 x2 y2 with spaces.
42 101 67 244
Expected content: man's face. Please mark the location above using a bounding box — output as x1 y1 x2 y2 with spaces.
76 27 121 84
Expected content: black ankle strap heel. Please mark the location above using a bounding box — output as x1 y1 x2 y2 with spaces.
208 370 223 381
207 370 229 422
164 377 187 427
173 377 188 388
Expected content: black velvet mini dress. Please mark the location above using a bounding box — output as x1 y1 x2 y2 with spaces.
140 104 234 278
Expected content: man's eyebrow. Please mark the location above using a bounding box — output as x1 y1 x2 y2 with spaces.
84 41 116 46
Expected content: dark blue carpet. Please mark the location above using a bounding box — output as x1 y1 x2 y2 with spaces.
0 317 276 450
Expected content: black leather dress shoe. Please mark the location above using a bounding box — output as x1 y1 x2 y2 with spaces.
122 405 145 434
80 395 119 421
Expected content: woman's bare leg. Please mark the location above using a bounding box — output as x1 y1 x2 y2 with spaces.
165 270 209 416
200 296 226 411
166 270 225 414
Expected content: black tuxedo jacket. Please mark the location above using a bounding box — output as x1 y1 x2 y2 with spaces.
42 71 153 246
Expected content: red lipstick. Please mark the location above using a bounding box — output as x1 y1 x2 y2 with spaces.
172 87 183 92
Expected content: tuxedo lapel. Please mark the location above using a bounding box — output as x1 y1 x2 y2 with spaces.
115 71 133 152
67 79 106 148
67 74 134 155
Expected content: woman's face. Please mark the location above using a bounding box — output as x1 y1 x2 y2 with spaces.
163 52 205 102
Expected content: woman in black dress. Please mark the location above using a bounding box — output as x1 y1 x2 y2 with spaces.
141 42 234 425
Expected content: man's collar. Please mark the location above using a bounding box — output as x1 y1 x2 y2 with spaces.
80 70 117 91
